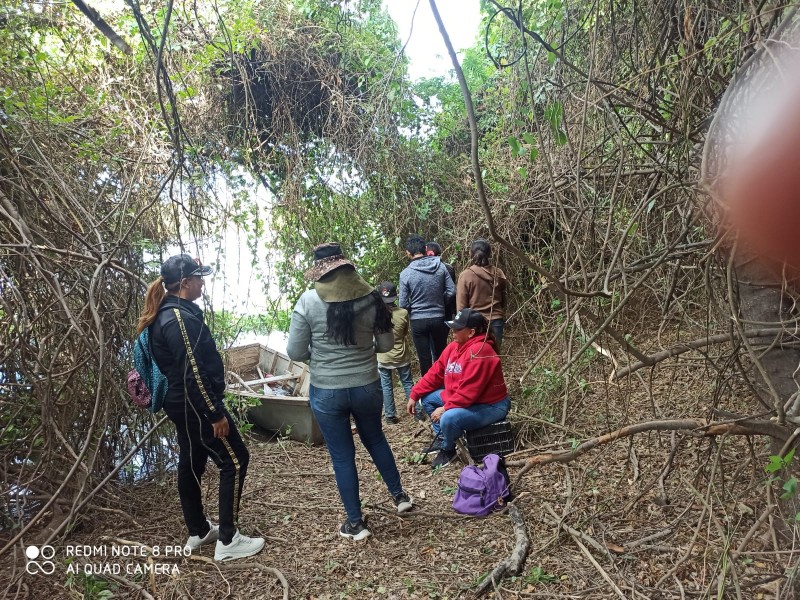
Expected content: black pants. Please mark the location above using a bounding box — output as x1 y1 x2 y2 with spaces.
410 317 450 376
164 403 249 544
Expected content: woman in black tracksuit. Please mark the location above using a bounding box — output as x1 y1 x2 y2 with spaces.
137 254 263 562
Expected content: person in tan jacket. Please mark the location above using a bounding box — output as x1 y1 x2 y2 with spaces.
376 281 414 424
456 239 509 350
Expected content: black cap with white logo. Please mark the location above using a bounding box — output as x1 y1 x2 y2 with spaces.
161 254 212 285
445 308 487 331
377 281 398 303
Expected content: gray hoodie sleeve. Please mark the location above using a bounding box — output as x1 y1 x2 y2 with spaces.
399 270 411 312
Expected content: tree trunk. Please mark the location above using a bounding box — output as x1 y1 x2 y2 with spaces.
735 257 800 417
735 256 800 593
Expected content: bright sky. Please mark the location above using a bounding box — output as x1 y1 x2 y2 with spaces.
384 0 482 80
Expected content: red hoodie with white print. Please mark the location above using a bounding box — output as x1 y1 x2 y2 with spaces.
411 334 507 410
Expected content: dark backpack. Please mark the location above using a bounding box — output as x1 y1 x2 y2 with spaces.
126 327 168 413
452 454 513 517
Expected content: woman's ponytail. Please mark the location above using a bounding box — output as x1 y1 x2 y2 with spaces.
136 276 166 334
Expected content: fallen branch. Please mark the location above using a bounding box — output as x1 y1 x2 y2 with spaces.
613 328 788 380
190 555 290 600
624 528 673 549
507 417 790 478
732 503 777 559
541 503 609 557
87 566 155 599
473 503 530 597
571 534 626 599
101 537 289 598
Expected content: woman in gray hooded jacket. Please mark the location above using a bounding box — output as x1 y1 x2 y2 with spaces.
287 243 413 541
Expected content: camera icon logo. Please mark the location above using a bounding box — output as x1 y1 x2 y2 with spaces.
25 545 56 575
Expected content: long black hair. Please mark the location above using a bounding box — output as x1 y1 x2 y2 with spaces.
325 291 393 345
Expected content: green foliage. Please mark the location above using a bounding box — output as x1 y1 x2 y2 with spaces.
65 568 117 599
766 449 795 473
543 101 568 145
224 392 258 434
765 451 800 515
277 424 294 447
406 451 427 465
441 484 457 496
782 478 798 501
209 309 291 349
521 366 564 420
524 565 558 585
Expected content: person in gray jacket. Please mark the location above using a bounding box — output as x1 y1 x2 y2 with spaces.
287 243 413 541
399 235 456 375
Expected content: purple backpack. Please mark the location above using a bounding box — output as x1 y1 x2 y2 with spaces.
452 454 512 517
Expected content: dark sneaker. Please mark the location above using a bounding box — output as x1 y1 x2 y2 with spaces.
339 520 371 541
421 438 443 455
431 448 458 469
384 415 400 424
393 492 413 514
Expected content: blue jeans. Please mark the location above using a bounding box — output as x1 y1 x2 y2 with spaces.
420 389 511 451
490 319 504 352
378 364 413 418
309 381 405 524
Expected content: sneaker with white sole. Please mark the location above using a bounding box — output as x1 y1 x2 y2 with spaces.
339 519 371 541
214 530 265 561
392 491 413 514
431 448 458 469
184 520 219 553
421 437 443 455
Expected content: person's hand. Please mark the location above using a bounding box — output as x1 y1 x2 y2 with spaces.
406 398 418 416
431 407 446 423
212 415 229 438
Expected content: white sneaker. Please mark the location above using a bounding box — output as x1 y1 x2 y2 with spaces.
184 520 219 553
214 530 265 562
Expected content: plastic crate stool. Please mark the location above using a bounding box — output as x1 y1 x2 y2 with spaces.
464 420 514 462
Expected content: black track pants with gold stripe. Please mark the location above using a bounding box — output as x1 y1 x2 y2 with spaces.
164 403 249 545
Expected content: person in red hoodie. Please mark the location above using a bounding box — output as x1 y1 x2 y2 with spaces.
406 308 510 469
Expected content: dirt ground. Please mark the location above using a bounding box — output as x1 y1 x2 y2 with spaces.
10 414 787 600
12 416 539 599
7 337 792 599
